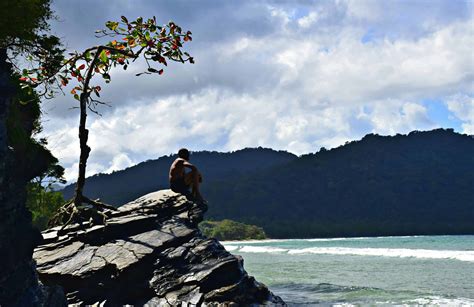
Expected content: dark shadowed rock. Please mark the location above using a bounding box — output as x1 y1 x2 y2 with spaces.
34 190 285 306
1 49 66 307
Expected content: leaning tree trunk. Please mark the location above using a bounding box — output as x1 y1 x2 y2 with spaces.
73 92 91 207
49 47 115 229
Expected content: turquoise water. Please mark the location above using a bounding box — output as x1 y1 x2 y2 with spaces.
222 235 474 306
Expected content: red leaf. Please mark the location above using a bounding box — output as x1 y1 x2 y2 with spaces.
78 64 85 70
71 71 77 77
158 69 164 75
96 86 101 91
19 77 27 81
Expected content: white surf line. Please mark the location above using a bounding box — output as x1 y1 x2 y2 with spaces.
222 245 474 262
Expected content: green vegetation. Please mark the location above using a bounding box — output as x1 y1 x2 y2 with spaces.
204 129 474 238
26 183 64 230
7 75 66 230
200 219 266 241
61 130 474 238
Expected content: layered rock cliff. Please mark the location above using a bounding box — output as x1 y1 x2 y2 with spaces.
34 190 285 305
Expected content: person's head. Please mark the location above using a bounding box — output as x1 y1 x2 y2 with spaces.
178 148 190 161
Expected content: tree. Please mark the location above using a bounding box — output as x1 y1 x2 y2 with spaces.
20 15 194 227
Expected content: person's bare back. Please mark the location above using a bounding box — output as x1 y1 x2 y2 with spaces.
169 158 186 182
169 148 204 202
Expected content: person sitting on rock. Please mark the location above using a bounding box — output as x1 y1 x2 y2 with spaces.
169 148 205 202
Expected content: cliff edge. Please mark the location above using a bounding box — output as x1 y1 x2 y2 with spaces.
33 190 284 305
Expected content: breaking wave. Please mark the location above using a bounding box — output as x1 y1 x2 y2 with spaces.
223 245 474 262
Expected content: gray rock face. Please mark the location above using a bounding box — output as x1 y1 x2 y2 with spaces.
34 190 285 306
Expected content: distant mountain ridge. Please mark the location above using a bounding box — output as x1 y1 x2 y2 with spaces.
61 129 474 238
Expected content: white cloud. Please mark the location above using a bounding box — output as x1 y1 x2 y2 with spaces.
106 153 134 173
446 94 474 134
38 1 473 183
364 100 435 135
298 11 320 28
273 21 473 105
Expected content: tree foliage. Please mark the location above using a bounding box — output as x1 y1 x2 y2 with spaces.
18 15 194 228
18 15 193 103
200 219 267 241
0 0 54 41
26 182 64 230
1 0 64 100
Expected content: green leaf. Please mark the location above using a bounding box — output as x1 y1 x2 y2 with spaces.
105 21 113 30
74 94 80 101
121 16 128 23
100 50 108 63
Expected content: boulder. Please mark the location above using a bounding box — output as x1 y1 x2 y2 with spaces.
34 190 285 306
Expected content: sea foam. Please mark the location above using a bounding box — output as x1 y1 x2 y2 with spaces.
222 245 474 262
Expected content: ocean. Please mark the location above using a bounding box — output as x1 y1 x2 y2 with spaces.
222 235 474 306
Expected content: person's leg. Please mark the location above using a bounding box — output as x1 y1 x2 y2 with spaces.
184 170 202 199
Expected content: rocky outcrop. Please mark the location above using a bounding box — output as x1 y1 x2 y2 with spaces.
0 49 66 307
34 190 285 305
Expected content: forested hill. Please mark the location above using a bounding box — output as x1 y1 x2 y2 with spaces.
205 129 474 237
61 129 474 238
61 148 297 205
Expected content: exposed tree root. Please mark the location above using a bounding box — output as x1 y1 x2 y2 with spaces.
47 196 117 230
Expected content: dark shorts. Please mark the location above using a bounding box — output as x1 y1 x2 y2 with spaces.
170 177 190 195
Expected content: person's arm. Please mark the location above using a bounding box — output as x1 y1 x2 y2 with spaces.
183 160 202 182
182 160 197 171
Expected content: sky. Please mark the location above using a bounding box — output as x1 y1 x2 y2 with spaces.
40 0 474 183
